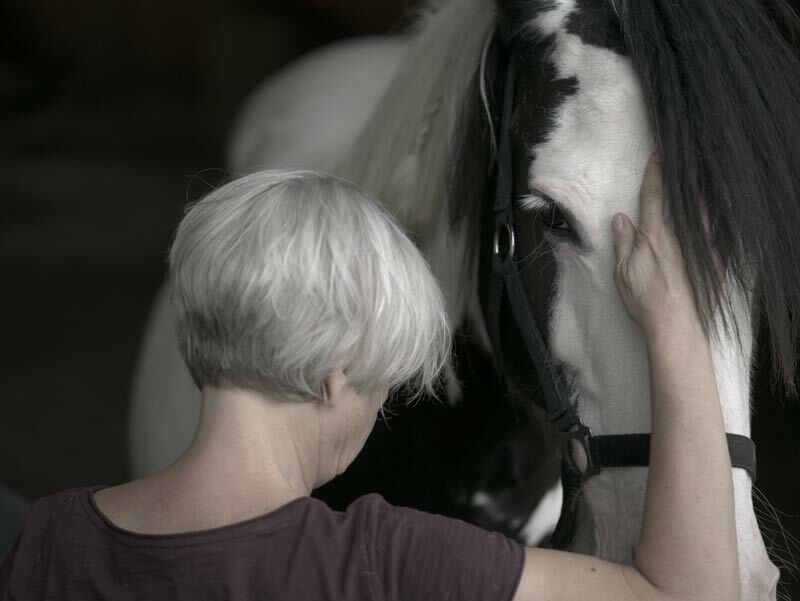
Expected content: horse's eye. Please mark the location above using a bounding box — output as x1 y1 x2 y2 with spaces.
542 203 572 236
518 192 575 241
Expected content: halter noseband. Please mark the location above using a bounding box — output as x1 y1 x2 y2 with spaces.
485 38 757 491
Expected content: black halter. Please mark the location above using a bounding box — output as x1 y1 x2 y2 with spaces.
486 40 757 493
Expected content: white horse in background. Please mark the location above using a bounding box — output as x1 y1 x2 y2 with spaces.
130 1 800 598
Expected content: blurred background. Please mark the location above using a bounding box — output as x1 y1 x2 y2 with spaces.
1 0 798 596
0 0 414 498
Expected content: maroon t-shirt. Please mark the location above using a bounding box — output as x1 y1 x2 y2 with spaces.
1 486 524 600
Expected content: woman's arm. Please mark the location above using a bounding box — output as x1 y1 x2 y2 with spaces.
513 155 739 601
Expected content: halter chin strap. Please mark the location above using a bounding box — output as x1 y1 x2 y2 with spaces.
485 38 757 488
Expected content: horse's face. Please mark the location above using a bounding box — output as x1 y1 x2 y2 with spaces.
500 0 779 597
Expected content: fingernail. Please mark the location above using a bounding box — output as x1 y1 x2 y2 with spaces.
613 214 624 232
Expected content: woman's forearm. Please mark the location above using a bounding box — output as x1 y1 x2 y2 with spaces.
514 326 739 601
634 326 739 601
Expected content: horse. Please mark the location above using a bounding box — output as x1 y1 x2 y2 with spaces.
129 1 800 599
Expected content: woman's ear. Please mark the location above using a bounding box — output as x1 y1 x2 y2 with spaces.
321 370 349 405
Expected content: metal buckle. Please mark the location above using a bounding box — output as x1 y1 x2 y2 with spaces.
564 423 600 481
493 222 515 261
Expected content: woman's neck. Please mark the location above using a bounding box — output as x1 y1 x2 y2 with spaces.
95 387 328 535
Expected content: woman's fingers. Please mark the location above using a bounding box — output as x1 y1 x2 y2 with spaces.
638 153 664 234
612 213 635 266
611 151 703 338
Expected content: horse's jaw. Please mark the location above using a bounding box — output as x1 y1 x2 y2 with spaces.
563 287 779 600
568 469 646 563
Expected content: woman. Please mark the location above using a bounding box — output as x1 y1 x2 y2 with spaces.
1 159 738 601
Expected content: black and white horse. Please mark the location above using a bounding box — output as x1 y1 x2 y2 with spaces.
130 1 800 598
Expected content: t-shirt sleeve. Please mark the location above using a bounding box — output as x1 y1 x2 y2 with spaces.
357 494 524 601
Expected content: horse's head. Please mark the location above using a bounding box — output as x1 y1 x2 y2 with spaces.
450 0 800 598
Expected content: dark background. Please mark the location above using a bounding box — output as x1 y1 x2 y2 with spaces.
1 0 798 597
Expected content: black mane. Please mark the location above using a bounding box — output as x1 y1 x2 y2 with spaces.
618 0 800 395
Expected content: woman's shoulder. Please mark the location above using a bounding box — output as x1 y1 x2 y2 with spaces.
24 485 97 528
337 492 429 528
343 492 523 561
340 493 525 601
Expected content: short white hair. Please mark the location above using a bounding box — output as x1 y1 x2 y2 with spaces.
169 169 451 402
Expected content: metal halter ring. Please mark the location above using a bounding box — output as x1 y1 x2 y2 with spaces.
493 223 515 261
564 422 599 480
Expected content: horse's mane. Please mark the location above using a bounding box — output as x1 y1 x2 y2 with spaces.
615 0 800 395
337 0 491 223
342 0 800 396
336 0 495 336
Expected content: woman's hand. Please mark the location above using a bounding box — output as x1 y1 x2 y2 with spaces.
611 154 702 341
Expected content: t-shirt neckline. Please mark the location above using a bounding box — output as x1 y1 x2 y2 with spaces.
81 485 312 545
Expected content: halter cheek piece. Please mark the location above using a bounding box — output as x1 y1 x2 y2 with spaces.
486 38 757 485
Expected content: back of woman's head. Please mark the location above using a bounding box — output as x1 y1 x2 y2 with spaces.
169 169 451 403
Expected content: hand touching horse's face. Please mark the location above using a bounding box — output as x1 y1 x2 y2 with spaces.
504 1 778 598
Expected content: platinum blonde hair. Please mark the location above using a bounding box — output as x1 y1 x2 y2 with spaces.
169 169 451 402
